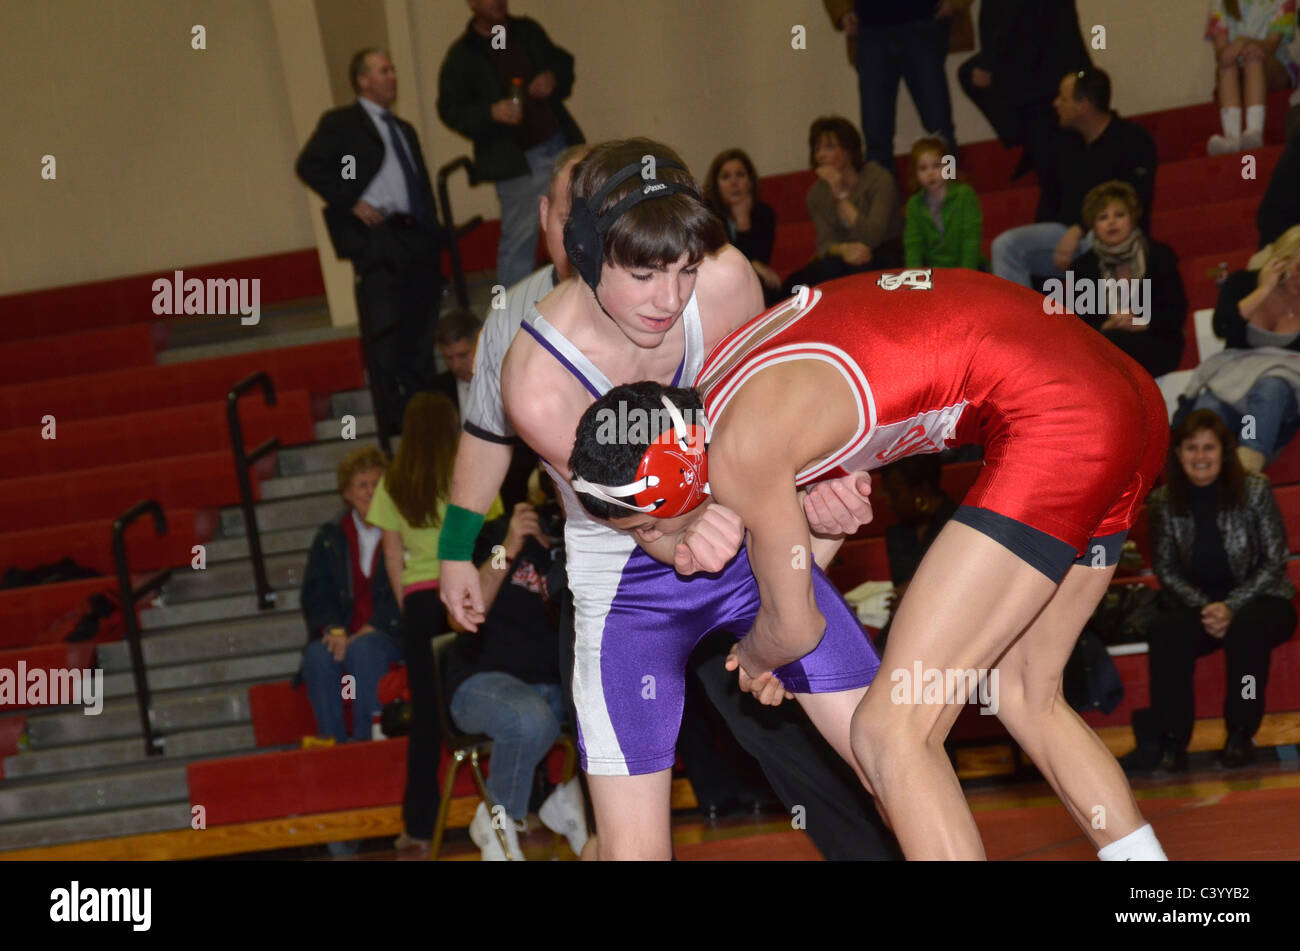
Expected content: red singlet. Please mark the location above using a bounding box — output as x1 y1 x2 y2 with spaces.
698 268 1169 555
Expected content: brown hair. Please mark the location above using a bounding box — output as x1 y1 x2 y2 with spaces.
907 137 951 194
808 117 865 171
568 138 726 273
385 391 460 528
1166 409 1246 515
336 446 387 496
702 148 761 220
1082 180 1142 229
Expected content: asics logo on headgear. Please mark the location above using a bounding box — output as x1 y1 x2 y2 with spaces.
643 182 666 193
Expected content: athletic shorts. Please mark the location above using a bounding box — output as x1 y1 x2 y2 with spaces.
572 543 879 776
956 357 1170 583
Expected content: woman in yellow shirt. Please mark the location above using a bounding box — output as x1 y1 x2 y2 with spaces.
367 391 501 849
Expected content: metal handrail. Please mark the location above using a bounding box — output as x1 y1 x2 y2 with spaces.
226 372 281 612
436 155 484 310
111 500 173 757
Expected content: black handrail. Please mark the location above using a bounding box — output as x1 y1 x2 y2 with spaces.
436 155 484 310
111 500 173 757
226 372 281 611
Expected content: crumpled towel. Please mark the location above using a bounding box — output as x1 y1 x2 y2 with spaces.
841 580 895 629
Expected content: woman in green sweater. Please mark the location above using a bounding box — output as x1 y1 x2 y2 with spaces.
902 137 984 271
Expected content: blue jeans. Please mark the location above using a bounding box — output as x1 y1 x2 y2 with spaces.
301 630 404 742
494 131 568 288
991 222 1093 289
1193 376 1300 457
856 18 956 169
449 672 566 820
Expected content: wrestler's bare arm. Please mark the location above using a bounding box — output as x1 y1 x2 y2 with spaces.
695 244 766 347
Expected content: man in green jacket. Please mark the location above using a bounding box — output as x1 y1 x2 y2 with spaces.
438 0 584 288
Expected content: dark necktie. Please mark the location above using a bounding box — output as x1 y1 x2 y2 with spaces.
381 111 433 227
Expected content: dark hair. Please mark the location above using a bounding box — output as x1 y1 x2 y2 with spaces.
702 148 761 220
567 138 725 274
1070 67 1111 113
348 48 386 94
881 455 943 493
386 391 460 528
808 117 865 171
435 308 480 348
1165 409 1246 515
569 381 705 520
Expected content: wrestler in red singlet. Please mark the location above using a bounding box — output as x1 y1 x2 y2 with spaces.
697 267 1168 578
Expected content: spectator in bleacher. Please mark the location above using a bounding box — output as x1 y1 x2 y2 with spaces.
429 308 481 417
1067 181 1187 379
992 67 1158 290
957 0 1090 220
295 48 441 441
785 117 904 292
1190 224 1300 471
1205 0 1298 155
703 149 784 308
444 487 588 860
874 455 958 654
366 391 504 851
1257 129 1300 246
298 447 404 745
902 136 984 270
1125 409 1296 773
822 1 967 170
437 0 584 288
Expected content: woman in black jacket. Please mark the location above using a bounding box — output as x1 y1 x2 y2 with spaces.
1069 180 1187 378
703 148 784 307
1126 410 1296 774
298 446 404 743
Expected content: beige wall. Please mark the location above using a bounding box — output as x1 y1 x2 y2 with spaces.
2 0 1219 297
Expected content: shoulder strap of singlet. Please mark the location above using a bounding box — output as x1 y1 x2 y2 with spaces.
520 306 614 398
520 295 696 396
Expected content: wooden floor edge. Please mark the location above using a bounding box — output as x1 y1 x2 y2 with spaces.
3 716 1296 861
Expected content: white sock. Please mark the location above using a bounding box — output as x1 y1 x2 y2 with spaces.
1098 823 1168 861
1246 104 1266 134
1222 106 1243 140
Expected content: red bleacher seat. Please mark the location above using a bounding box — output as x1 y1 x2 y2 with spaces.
0 577 119 650
0 512 199 580
0 324 161 385
0 642 97 712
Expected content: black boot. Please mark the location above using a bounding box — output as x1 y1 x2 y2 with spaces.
1155 734 1188 774
1118 740 1163 775
1220 729 1256 768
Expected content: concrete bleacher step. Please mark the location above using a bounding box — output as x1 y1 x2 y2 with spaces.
258 470 337 500
0 802 194 852
219 492 339 537
204 526 318 564
329 388 374 418
275 434 400 477
2 724 255 781
156 325 357 366
100 651 303 702
0 762 189 826
161 551 307 603
313 414 376 441
139 589 301 631
97 613 306 672
22 684 260 748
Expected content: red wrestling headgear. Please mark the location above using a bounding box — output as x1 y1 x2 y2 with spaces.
571 395 711 518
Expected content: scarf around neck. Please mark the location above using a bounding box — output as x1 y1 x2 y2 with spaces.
1093 227 1147 282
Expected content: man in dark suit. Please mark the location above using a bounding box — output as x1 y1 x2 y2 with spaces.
957 0 1090 219
296 48 443 439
